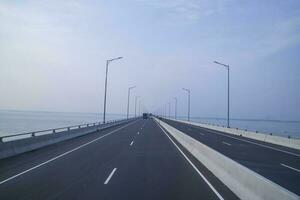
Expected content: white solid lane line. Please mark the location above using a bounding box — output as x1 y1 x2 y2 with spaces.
281 163 300 173
0 120 138 185
155 121 224 200
222 141 232 146
104 168 117 184
130 141 134 146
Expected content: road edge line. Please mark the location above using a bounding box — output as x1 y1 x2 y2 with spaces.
155 120 224 200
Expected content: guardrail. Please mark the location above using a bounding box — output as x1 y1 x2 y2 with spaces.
0 119 123 143
160 117 300 150
168 116 300 139
197 121 296 139
0 118 137 159
158 116 297 139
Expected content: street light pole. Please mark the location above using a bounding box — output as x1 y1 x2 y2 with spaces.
214 61 230 128
228 67 230 128
103 57 123 123
173 97 177 119
127 86 136 119
138 99 141 116
168 102 171 119
182 88 190 121
135 96 140 117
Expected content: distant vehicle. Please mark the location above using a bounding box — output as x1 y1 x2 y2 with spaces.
143 113 148 119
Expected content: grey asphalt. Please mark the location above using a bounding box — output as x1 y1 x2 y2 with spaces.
0 118 237 200
162 118 300 196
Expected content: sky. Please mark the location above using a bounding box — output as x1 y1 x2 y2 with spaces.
0 0 300 120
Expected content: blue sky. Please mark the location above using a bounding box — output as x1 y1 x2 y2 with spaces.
0 0 300 120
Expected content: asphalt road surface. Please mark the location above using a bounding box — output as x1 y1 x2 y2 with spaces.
0 118 238 200
162 118 300 196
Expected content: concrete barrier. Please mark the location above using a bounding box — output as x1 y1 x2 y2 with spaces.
155 118 299 200
168 118 300 150
0 119 134 160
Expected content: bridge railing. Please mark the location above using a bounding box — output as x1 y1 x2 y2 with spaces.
0 119 126 143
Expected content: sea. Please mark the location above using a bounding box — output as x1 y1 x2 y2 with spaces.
0 110 299 139
0 110 127 137
177 116 300 139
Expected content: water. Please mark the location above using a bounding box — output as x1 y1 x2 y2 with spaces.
1 110 299 139
177 116 300 139
0 110 128 137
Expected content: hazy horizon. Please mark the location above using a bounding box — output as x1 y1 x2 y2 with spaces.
2 109 300 122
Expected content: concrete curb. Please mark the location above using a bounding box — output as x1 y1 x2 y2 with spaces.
0 119 134 160
155 118 299 200
169 118 300 150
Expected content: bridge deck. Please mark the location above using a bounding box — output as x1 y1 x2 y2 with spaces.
0 118 236 200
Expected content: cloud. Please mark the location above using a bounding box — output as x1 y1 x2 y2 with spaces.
135 0 230 22
259 16 300 55
236 15 300 61
0 0 90 35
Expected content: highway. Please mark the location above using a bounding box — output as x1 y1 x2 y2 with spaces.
161 118 300 196
0 118 237 200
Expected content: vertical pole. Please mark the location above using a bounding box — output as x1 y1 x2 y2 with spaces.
103 60 109 123
165 104 167 118
127 88 130 119
139 100 141 116
188 91 190 121
174 98 177 119
227 67 230 128
135 96 138 117
168 102 171 118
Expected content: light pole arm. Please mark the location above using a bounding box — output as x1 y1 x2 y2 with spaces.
214 61 229 69
108 57 123 62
